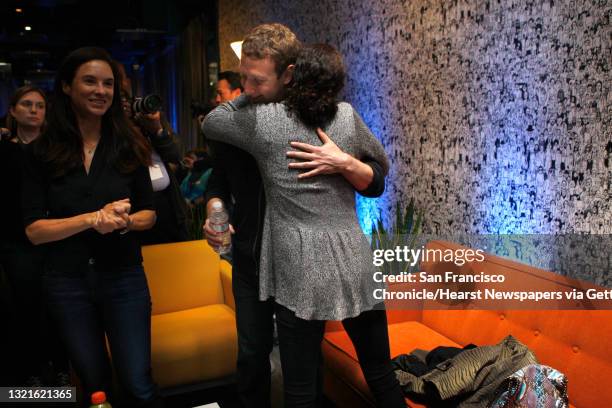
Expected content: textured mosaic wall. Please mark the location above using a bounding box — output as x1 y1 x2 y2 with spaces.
218 0 611 235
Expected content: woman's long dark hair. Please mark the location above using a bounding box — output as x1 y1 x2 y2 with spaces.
6 85 47 138
285 44 345 128
34 47 151 177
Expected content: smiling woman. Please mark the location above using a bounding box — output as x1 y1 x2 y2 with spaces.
62 60 117 173
20 47 163 408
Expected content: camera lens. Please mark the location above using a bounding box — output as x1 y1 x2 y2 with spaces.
132 94 163 114
142 94 162 113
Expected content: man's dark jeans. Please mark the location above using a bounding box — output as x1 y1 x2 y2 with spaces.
44 263 161 408
232 262 275 408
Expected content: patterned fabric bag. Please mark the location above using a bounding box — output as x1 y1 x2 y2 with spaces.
490 364 568 408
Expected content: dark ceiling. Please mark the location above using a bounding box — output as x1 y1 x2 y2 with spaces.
0 0 215 86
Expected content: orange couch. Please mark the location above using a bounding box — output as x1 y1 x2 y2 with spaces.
142 240 237 391
322 240 612 407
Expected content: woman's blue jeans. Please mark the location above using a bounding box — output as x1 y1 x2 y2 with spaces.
44 263 160 407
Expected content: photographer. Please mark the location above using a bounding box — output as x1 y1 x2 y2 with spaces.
118 65 190 244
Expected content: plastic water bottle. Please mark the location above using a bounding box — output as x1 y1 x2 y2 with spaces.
89 391 112 408
209 201 231 254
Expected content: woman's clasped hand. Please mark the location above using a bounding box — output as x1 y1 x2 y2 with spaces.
92 198 131 234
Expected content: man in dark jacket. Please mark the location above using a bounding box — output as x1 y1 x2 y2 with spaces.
203 23 387 408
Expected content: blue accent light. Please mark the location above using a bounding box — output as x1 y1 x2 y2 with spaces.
478 126 553 234
343 48 394 235
168 57 178 132
356 195 381 236
350 97 392 235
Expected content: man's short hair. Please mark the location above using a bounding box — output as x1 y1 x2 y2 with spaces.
218 71 243 91
242 23 301 77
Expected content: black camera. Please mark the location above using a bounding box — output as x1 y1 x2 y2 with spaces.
132 94 163 114
190 100 214 119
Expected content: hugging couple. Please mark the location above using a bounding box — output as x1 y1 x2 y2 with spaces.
203 23 406 408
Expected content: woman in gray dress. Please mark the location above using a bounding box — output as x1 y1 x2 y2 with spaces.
203 44 405 407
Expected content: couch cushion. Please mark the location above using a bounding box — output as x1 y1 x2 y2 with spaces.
421 309 612 407
323 320 460 407
143 240 224 314
325 320 461 361
151 304 237 388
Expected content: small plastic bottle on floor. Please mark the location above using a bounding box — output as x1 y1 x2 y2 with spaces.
89 391 112 408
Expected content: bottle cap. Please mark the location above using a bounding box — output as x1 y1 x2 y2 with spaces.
91 391 107 404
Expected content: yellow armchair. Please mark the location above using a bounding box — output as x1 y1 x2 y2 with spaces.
142 240 237 390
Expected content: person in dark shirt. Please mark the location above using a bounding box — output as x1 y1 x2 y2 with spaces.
0 86 69 387
118 65 190 244
1 87 47 246
21 47 162 408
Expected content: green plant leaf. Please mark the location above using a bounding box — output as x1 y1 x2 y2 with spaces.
395 201 403 234
368 199 424 274
404 199 415 234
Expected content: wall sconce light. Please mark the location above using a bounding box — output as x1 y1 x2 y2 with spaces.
230 41 243 60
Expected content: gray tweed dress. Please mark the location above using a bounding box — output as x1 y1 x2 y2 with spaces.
203 94 388 320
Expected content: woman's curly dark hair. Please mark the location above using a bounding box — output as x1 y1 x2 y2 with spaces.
285 44 345 128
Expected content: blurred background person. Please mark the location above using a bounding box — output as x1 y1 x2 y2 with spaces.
21 47 162 407
118 63 190 245
179 148 213 207
0 86 70 387
191 71 241 195
214 71 242 106
193 70 242 232
3 86 45 144
173 149 196 185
